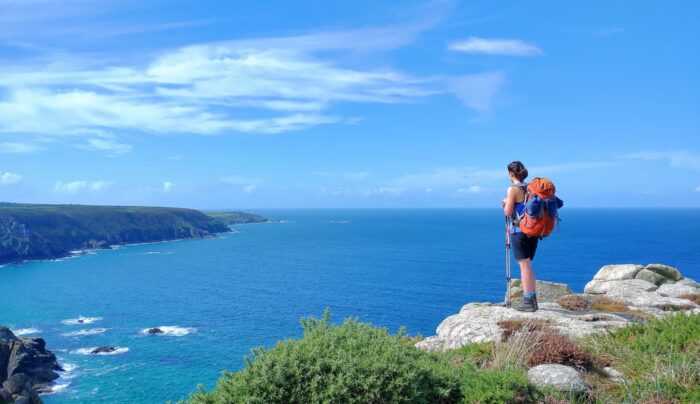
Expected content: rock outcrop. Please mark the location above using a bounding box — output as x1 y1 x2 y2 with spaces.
0 327 63 403
506 279 573 304
416 263 699 352
527 364 586 392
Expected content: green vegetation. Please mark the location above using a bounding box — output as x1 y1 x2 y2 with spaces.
203 210 269 225
182 312 699 404
0 202 233 264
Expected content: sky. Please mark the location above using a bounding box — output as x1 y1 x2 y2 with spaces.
0 0 698 208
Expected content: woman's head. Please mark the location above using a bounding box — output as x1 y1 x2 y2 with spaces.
507 161 528 182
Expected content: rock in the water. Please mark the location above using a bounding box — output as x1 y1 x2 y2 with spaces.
527 364 586 392
645 264 681 281
506 279 573 304
147 328 164 335
592 264 643 281
90 346 116 354
635 269 668 286
584 279 657 295
0 326 62 400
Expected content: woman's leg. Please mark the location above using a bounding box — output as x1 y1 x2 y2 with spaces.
518 258 536 293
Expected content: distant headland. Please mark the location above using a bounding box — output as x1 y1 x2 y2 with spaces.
0 203 268 265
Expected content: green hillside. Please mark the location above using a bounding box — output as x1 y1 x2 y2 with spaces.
0 203 238 265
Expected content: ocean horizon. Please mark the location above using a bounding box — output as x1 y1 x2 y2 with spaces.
2 208 699 403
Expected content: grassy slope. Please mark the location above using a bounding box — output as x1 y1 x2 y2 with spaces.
202 210 269 225
0 203 233 264
181 312 699 404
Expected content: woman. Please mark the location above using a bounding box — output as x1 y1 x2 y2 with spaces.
501 161 538 312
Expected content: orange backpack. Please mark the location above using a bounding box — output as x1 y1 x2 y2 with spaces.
518 177 563 238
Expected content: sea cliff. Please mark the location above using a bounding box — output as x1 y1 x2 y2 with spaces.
0 203 265 265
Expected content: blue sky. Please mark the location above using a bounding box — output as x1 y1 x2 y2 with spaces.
0 0 698 208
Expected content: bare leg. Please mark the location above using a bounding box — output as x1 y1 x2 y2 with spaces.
517 258 536 293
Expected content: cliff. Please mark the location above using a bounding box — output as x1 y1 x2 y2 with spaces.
0 203 239 265
0 327 62 403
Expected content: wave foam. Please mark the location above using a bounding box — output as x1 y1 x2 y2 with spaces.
12 327 40 336
141 326 196 337
72 347 129 356
62 328 107 337
62 316 102 326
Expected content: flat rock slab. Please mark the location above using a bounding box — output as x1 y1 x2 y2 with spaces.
415 302 628 352
593 264 643 281
527 364 586 392
506 279 573 304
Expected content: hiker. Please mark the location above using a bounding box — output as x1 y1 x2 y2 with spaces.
502 161 538 312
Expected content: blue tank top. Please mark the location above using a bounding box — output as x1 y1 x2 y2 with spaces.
510 183 527 234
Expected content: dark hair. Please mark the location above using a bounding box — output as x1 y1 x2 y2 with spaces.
507 161 528 182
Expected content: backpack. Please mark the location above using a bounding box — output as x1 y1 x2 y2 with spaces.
517 177 564 238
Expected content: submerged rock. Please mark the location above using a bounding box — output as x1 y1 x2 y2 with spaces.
527 364 586 392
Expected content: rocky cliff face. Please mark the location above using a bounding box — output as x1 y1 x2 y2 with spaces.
0 203 233 265
0 327 63 403
416 263 700 352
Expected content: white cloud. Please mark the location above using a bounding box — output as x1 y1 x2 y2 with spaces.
54 180 87 193
242 184 257 194
621 151 700 170
90 181 113 191
456 185 482 194
54 180 111 193
0 171 22 185
315 171 371 181
163 181 173 192
448 71 506 114
0 21 505 139
448 37 543 56
0 142 41 154
78 137 132 155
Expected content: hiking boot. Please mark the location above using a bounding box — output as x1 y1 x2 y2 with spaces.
515 295 538 312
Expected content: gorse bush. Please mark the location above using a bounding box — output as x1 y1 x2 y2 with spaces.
182 310 533 404
555 294 590 312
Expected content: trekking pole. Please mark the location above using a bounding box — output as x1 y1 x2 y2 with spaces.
505 216 512 308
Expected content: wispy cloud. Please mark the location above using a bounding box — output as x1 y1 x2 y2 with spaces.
0 171 22 185
54 180 112 193
695 185 700 193
621 151 700 170
315 171 371 181
448 37 543 56
163 181 173 192
220 176 262 194
0 19 506 140
0 142 42 154
77 137 132 155
449 71 505 114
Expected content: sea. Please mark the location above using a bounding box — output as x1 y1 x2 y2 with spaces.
1 209 698 403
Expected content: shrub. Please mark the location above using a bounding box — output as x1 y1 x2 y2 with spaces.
528 330 593 370
589 295 653 320
497 318 552 342
556 294 590 311
182 311 536 404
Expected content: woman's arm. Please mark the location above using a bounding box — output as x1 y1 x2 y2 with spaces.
502 186 518 216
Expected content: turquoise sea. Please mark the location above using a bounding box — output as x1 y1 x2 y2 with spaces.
1 209 699 403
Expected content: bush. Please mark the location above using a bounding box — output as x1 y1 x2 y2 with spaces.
182 310 535 403
528 330 593 370
555 294 590 311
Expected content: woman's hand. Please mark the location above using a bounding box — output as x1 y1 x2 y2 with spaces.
501 198 507 207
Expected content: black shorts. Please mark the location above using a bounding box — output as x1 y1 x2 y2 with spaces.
511 232 538 261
